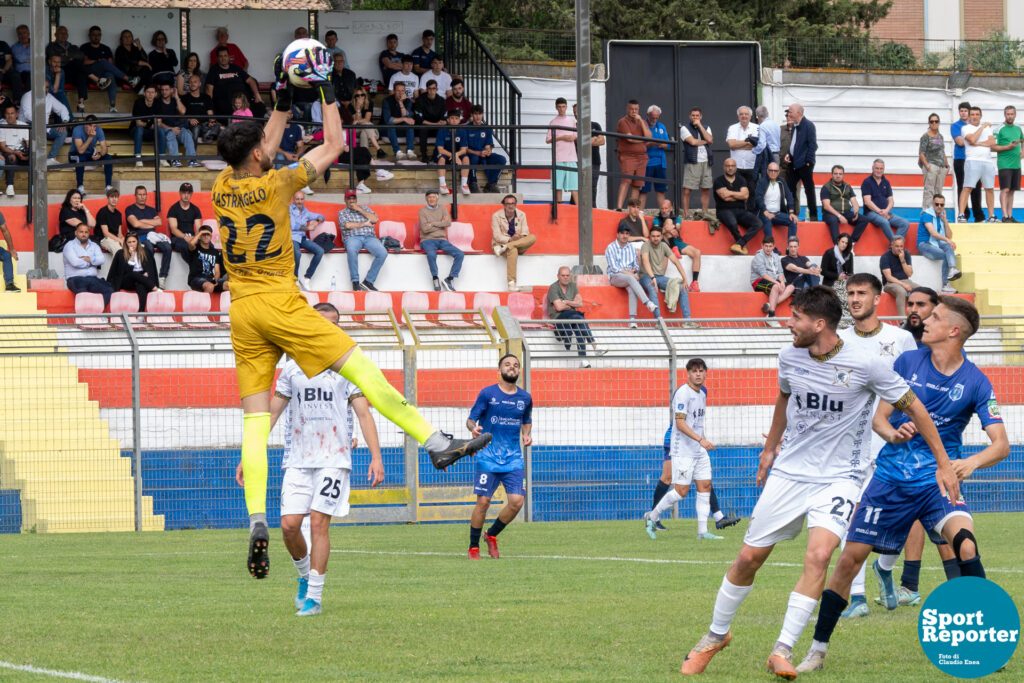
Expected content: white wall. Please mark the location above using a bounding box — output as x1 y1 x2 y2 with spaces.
61 8 182 60
190 9 307 83
318 11 434 84
1007 1 1024 42
926 0 962 42
0 6 29 45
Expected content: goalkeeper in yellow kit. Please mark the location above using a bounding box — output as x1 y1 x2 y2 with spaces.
214 45 491 579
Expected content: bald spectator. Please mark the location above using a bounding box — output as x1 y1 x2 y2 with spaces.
210 27 247 70
727 105 763 195
63 223 113 307
754 161 798 242
615 99 651 210
879 235 918 316
714 158 760 255
784 103 818 220
547 266 601 367
491 195 536 292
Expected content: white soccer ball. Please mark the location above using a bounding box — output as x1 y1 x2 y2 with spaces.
282 38 327 89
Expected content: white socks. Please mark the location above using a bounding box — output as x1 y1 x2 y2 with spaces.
713 510 725 522
851 557 868 595
293 554 310 580
650 489 683 521
710 576 754 636
696 491 711 535
301 515 312 552
877 553 898 571
307 569 325 603
777 591 818 648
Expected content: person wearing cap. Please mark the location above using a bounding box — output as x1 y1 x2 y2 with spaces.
167 182 203 261
434 110 470 196
604 222 659 326
338 189 387 292
290 189 332 291
418 189 463 292
187 224 228 294
490 194 536 292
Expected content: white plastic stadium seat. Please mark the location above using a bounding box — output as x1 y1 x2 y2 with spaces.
303 291 320 307
145 290 180 329
400 291 433 327
182 291 216 328
75 292 110 330
377 220 407 248
326 291 358 327
448 222 478 252
507 292 535 321
472 292 500 321
109 291 140 329
309 220 337 244
362 291 395 328
438 291 474 327
217 291 232 328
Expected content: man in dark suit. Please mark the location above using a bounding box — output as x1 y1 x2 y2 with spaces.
784 103 817 221
755 161 798 241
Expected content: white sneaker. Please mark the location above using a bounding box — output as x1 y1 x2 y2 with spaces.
46 158 59 166
439 185 451 195
580 360 592 368
356 182 372 194
299 277 312 291
628 319 638 329
645 300 658 314
508 280 518 292
460 184 470 195
406 150 417 160
135 156 143 168
158 277 167 289
948 267 962 281
302 185 314 195
4 185 13 197
160 160 170 167
375 169 394 181
395 150 406 160
105 185 114 192
493 243 507 256
77 185 87 197
796 649 826 673
941 284 957 293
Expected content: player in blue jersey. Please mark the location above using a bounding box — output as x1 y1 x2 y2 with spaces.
466 354 533 559
796 296 1009 673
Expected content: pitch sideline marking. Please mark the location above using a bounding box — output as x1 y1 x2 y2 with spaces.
0 660 130 683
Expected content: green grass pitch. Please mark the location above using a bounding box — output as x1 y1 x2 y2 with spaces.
0 514 1020 681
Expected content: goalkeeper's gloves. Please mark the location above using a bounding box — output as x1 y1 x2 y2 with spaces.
273 55 292 112
303 46 336 106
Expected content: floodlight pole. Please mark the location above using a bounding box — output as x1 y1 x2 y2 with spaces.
573 0 594 272
28 1 54 279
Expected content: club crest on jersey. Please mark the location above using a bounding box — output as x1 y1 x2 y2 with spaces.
832 368 851 387
949 383 964 401
878 341 896 356
516 400 526 411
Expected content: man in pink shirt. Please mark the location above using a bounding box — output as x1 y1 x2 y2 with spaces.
545 97 578 205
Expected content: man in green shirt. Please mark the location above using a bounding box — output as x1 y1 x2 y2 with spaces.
640 226 698 327
546 266 601 367
994 105 1023 222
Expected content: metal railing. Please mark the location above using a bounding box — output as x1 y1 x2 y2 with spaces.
762 36 1024 73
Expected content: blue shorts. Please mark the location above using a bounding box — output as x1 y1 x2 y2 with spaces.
846 478 971 553
643 164 667 194
554 161 578 192
473 468 526 498
663 444 671 461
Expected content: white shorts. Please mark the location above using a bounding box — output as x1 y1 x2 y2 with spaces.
963 160 995 189
280 466 351 518
671 449 712 486
743 474 862 548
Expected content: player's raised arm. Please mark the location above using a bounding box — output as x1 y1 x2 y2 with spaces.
756 390 790 486
351 395 384 487
297 49 344 177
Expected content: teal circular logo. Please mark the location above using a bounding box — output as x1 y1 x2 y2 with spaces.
919 577 1020 678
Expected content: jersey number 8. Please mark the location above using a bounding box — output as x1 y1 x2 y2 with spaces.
220 213 281 264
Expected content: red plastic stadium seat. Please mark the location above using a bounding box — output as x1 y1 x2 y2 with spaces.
410 222 422 250
327 291 358 327
378 220 407 247
448 222 477 252
74 292 110 330
508 292 535 321
438 291 474 327
182 291 217 328
472 292 500 321
146 290 179 329
401 291 433 327
303 291 321 307
109 291 140 329
362 290 395 327
218 291 232 328
309 220 337 243
202 219 221 248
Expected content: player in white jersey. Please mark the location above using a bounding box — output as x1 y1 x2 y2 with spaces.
236 303 384 616
835 273 917 618
644 358 724 540
678 286 955 679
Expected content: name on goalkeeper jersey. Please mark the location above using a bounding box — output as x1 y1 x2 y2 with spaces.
213 187 267 208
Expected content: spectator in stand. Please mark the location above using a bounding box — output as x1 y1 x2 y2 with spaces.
148 30 178 86
125 186 171 288
880 235 918 317
419 56 452 98
349 87 385 158
418 189 463 291
338 189 387 292
639 105 670 208
779 107 793 186
714 158 759 255
64 223 112 307
820 232 853 289
820 164 869 243
919 193 962 293
323 31 347 63
46 26 93 114
58 188 95 240
45 54 71 112
618 198 649 249
167 182 202 263
433 110 470 196
293 27 309 40
784 103 817 220
10 25 30 99
640 225 695 325
547 266 601 366
754 161 798 242
411 29 439 75
289 190 331 291
781 236 821 290
0 212 19 291
573 103 604 204
205 46 263 120
681 107 714 216
749 235 793 326
0 104 29 197
726 106 763 194
210 27 247 70
861 158 910 240
175 52 202 96
157 83 200 168
95 187 124 254
230 92 253 124
114 30 151 90
68 115 114 195
466 104 507 194
188 225 228 294
993 105 1023 222
320 116 390 195
381 82 416 160
275 107 308 169
389 55 419 96
652 199 701 291
755 105 781 165
414 79 447 160
181 73 220 144
19 90 70 165
106 232 160 310
951 101 983 222
379 33 404 85
81 26 130 112
957 106 998 223
491 194 536 292
330 53 357 108
445 79 472 123
919 113 949 209
546 97 578 205
605 223 659 326
0 30 23 101
615 99 651 210
130 85 166 165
